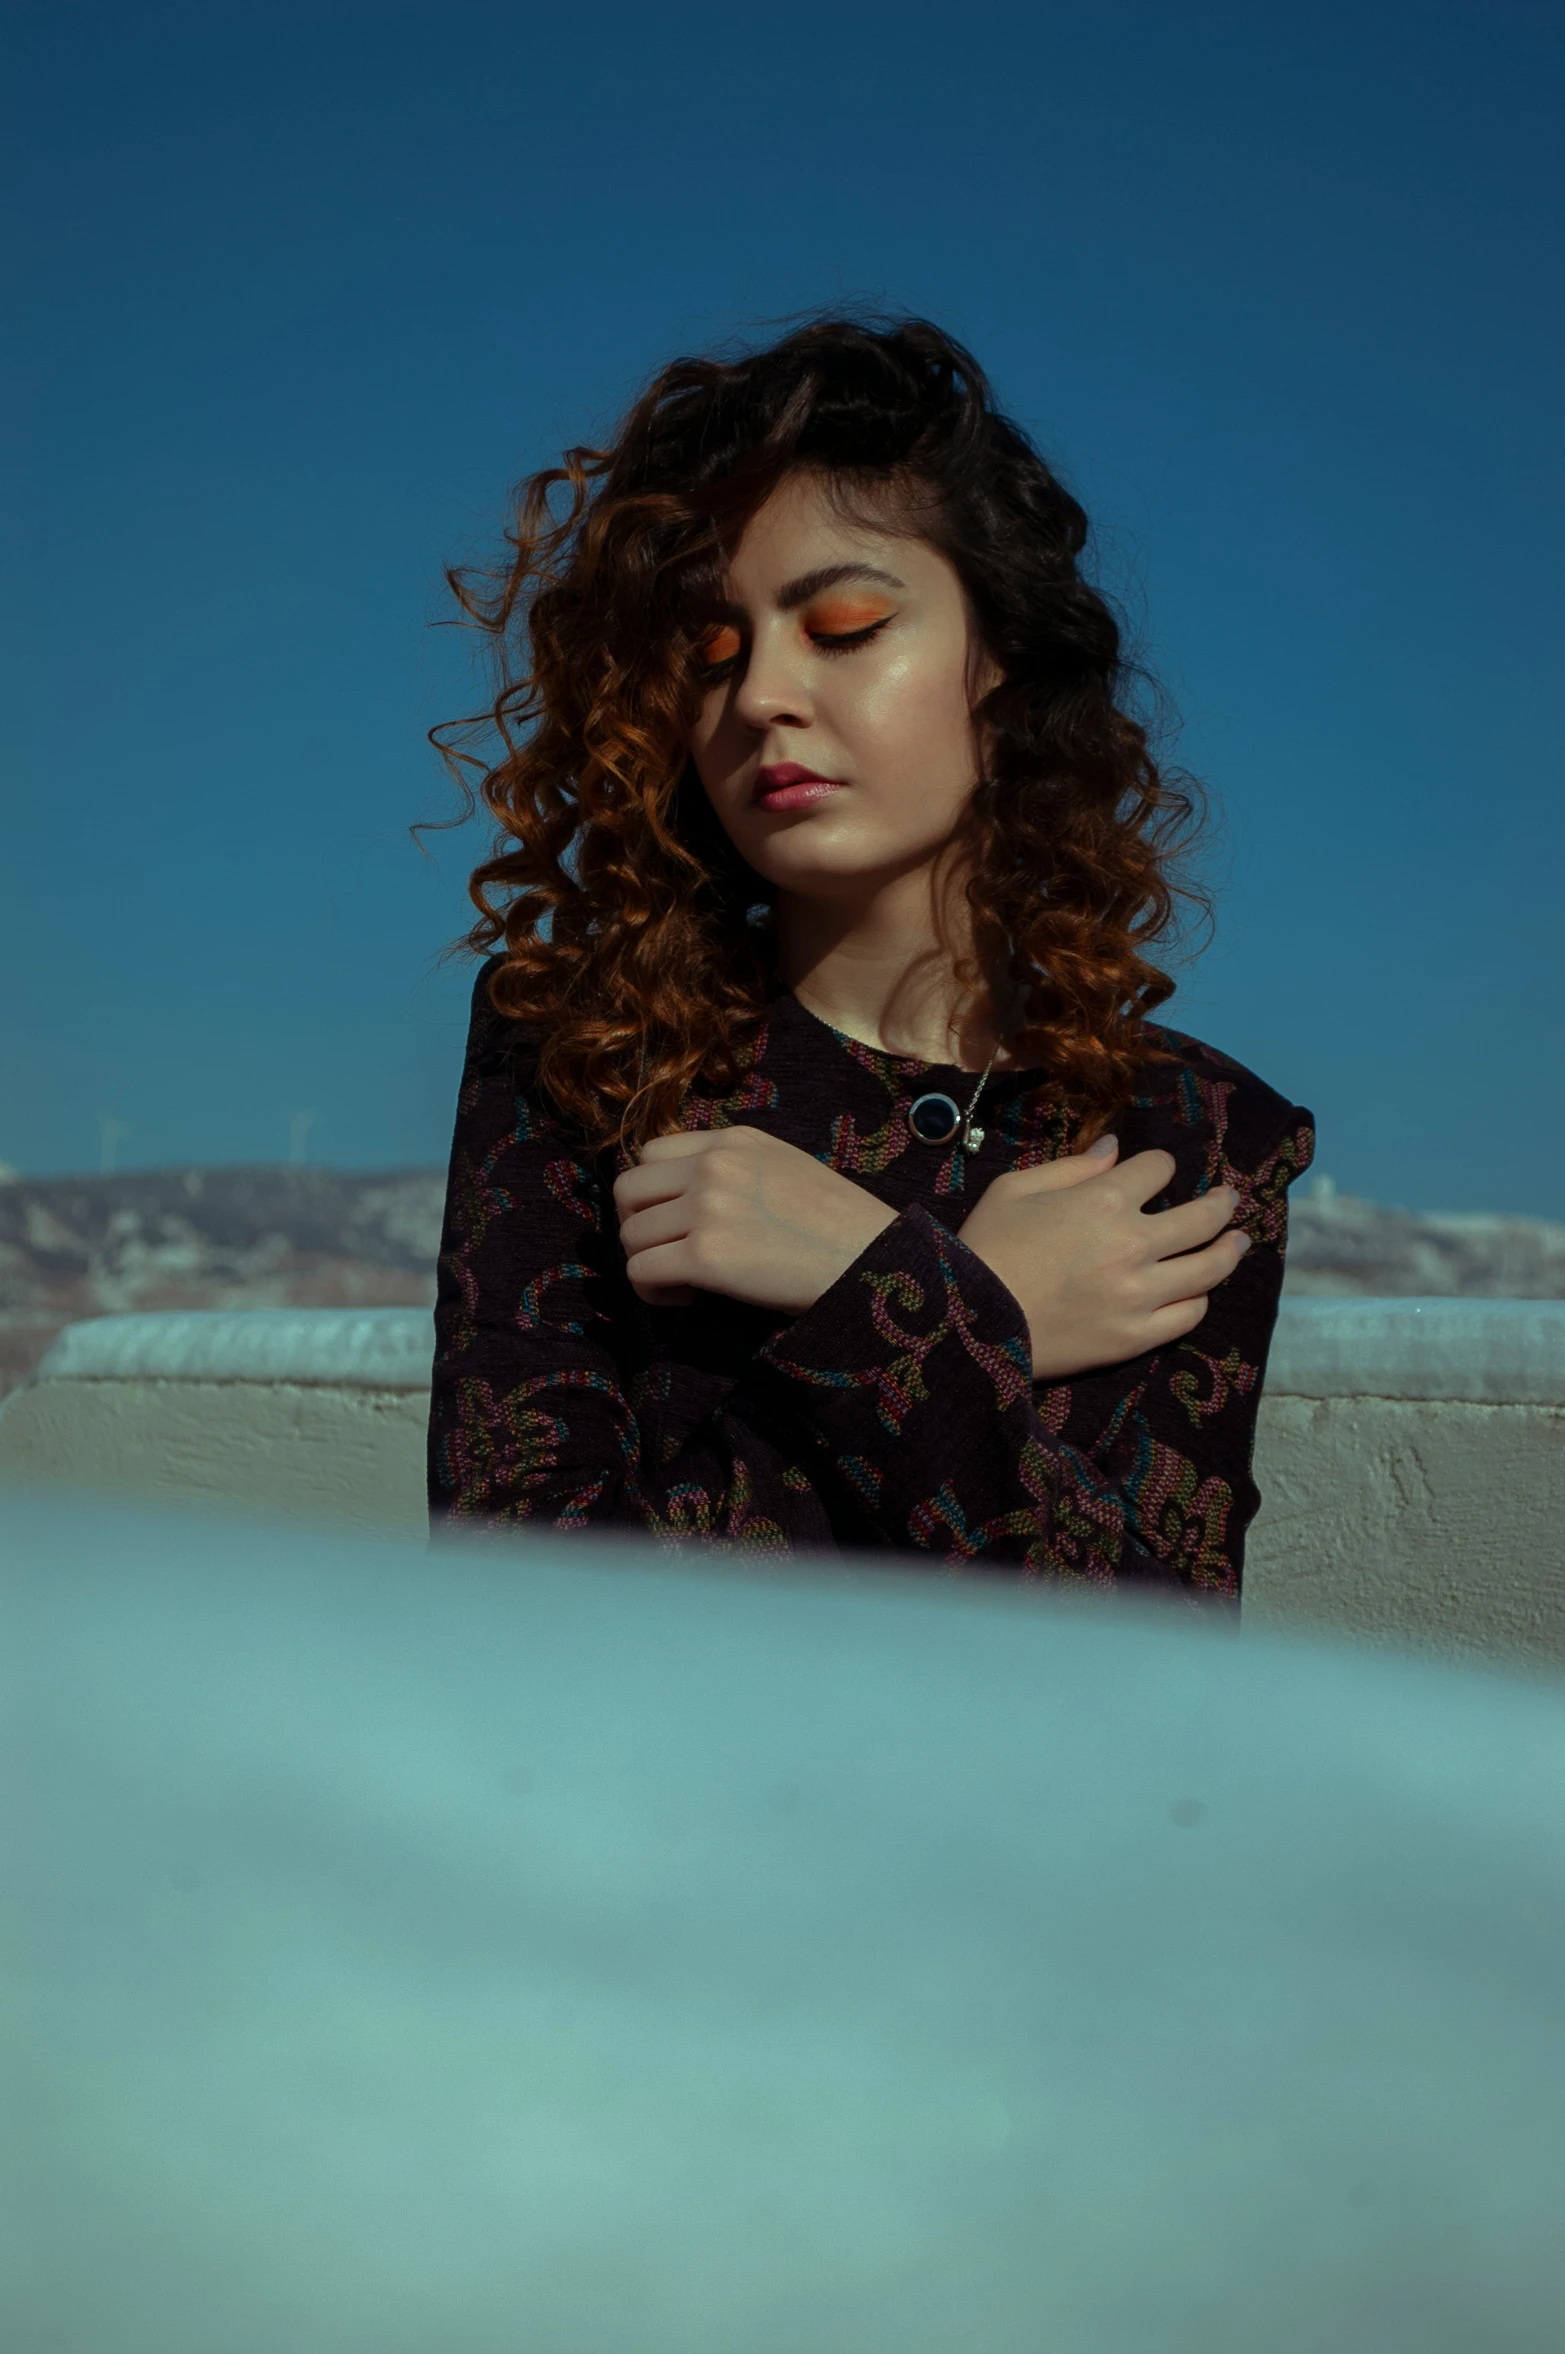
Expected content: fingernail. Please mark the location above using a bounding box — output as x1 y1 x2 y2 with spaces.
1234 1233 1252 1253
1088 1133 1117 1156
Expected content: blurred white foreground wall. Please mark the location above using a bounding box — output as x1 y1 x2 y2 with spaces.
1 1299 1563 1664
6 1493 1565 2353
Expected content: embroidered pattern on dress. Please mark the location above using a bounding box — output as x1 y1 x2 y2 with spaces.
429 980 1313 1594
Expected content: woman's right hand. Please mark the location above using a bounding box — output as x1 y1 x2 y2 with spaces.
956 1138 1251 1380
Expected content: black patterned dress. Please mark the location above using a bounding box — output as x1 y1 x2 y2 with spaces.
428 959 1315 1597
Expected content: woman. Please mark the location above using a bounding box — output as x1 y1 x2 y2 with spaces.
427 317 1314 1595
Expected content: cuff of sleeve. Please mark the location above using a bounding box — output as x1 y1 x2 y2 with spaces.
746 1202 1034 1466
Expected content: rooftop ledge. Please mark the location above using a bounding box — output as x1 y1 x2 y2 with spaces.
26 1297 1565 1406
36 1308 438 1392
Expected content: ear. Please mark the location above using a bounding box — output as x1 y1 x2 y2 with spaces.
966 638 1006 713
968 653 1006 790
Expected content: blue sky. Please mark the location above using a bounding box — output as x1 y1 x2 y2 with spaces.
5 0 1562 1214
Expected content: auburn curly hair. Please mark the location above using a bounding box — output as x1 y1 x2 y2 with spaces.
432 315 1206 1149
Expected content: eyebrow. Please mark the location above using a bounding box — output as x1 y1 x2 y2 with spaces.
712 562 906 620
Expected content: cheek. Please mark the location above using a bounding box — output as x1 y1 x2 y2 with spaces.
685 695 737 787
846 652 979 783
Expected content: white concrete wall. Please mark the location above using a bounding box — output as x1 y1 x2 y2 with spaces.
1245 1396 1564 1661
2 1300 1562 1667
0 1308 434 1536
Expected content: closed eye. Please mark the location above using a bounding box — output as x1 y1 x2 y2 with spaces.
690 607 895 681
808 616 894 655
692 622 743 682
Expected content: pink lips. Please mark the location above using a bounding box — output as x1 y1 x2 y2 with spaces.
754 762 846 812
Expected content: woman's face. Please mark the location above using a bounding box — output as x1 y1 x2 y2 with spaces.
685 470 995 904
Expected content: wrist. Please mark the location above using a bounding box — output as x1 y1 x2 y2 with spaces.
820 1198 898 1289
853 1199 900 1250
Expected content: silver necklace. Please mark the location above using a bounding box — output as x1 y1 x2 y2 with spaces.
906 1039 1002 1156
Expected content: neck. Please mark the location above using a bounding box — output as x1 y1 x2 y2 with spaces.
774 860 1011 1071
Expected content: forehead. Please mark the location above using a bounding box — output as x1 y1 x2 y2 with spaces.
724 470 935 589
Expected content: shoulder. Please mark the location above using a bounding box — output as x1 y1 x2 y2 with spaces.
1125 1021 1316 1203
460 955 545 1082
1135 1021 1308 1139
451 955 574 1147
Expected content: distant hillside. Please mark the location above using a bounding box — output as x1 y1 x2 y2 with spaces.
1284 1177 1565 1300
0 1166 442 1398
2 1164 1562 1399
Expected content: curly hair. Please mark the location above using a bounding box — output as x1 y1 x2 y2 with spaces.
432 315 1207 1149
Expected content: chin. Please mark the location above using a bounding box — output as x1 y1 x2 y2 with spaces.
764 821 951 885
740 807 888 864
747 835 884 885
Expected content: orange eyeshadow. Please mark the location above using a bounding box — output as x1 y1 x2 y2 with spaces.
804 600 895 632
696 623 742 666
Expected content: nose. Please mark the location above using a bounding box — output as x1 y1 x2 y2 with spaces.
731 619 812 733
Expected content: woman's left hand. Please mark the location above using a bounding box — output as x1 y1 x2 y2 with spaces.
612 1126 898 1310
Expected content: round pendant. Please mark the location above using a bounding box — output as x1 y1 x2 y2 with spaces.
907 1091 962 1144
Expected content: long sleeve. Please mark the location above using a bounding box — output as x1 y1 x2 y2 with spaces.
750 1095 1312 1595
429 968 1313 1595
427 982 842 1550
